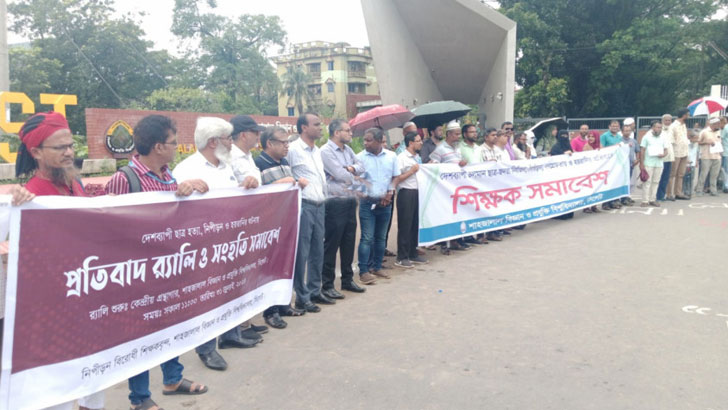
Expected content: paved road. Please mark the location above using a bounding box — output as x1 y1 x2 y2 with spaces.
104 192 728 410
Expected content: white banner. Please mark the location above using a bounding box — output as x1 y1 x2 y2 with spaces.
417 145 631 245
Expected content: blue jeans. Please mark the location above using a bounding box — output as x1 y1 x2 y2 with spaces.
294 200 325 305
722 156 728 190
358 200 392 273
195 326 241 355
656 161 672 200
128 357 184 405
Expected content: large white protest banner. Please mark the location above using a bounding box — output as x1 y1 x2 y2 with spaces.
1 184 300 410
416 145 631 245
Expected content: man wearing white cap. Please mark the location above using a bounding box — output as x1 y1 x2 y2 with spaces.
696 117 723 196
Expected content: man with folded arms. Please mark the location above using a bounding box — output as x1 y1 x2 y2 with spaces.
106 115 209 410
696 117 723 196
286 112 332 311
320 119 368 297
174 117 262 371
254 126 308 328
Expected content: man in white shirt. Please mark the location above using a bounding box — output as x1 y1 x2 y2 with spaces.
229 115 263 187
173 117 261 370
696 117 723 196
395 131 428 268
286 112 331 312
667 109 690 200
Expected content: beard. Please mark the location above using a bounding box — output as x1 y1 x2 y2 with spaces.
48 165 77 187
214 143 232 164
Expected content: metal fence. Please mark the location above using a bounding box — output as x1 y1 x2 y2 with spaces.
515 116 714 133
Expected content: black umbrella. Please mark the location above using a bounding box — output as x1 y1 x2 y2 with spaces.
411 100 472 129
526 117 568 140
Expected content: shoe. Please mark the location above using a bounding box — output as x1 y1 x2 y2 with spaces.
602 203 612 210
395 259 414 268
359 272 378 284
264 313 287 329
311 293 336 305
417 248 426 255
450 242 466 251
676 195 690 200
384 249 396 257
239 327 263 342
710 192 719 197
640 202 650 207
439 246 451 255
513 225 526 230
666 197 676 201
342 281 366 293
411 255 428 264
501 230 511 235
612 203 622 209
723 188 728 194
370 270 391 279
649 201 660 207
218 336 258 349
486 234 502 241
198 350 227 371
464 237 481 245
477 237 489 244
250 323 269 334
294 301 321 313
279 305 305 316
322 288 345 300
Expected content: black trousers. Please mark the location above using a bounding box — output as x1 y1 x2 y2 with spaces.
396 189 419 261
322 197 358 289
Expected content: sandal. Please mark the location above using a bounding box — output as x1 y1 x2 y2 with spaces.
279 305 305 317
583 208 593 213
131 398 164 410
440 247 451 255
162 378 208 396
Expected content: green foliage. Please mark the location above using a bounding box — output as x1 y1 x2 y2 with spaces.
172 0 285 116
73 134 88 159
280 64 314 116
501 0 728 117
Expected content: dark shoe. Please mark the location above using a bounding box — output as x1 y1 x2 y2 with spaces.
322 288 345 299
311 293 336 305
342 281 366 293
250 323 269 334
486 234 502 241
264 313 287 329
513 225 526 230
602 203 612 210
218 336 258 349
198 350 227 371
676 195 690 200
279 305 305 316
501 230 511 235
239 327 263 342
295 301 321 313
384 249 396 257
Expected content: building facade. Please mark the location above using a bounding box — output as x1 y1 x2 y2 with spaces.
274 41 380 118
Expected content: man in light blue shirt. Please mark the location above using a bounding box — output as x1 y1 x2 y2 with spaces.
356 127 401 283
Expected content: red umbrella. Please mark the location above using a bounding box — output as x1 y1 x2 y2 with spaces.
349 104 414 137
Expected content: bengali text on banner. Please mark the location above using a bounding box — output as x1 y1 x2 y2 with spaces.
0 184 300 410
416 145 631 245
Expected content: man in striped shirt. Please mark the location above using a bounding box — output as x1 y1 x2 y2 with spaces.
105 115 209 410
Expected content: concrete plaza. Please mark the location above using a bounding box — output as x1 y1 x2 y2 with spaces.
104 192 728 410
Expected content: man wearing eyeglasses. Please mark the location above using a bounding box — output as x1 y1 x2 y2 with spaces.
229 115 263 188
320 119 367 298
501 121 517 160
106 115 209 410
254 126 309 329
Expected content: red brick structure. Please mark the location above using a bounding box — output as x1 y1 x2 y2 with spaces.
86 108 301 159
345 94 381 118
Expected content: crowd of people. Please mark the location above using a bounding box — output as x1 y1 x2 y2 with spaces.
4 108 728 410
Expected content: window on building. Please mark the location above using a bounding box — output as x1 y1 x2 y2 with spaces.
327 83 334 93
307 63 321 78
327 61 334 70
347 83 366 94
288 107 295 116
348 61 366 77
309 84 322 96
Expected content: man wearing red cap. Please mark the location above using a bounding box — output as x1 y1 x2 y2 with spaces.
14 111 103 410
16 112 85 196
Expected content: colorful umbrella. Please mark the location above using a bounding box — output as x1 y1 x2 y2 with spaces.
687 96 728 116
349 104 414 137
411 100 471 129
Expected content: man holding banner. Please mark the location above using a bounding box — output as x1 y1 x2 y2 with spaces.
106 115 209 410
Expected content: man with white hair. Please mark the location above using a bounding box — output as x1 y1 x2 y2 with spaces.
173 117 261 371
396 121 418 154
696 117 723 196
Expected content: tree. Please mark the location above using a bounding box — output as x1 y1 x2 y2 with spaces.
280 64 313 116
171 0 286 115
500 0 728 118
8 0 179 131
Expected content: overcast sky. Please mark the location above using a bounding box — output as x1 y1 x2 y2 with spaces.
8 0 372 54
